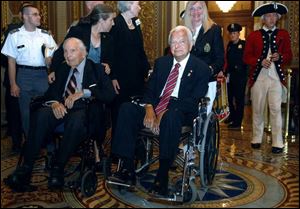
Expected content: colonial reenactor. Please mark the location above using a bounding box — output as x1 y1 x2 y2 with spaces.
225 23 248 129
243 2 293 153
1 4 57 137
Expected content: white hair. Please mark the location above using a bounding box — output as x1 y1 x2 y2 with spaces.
168 25 194 46
63 37 87 56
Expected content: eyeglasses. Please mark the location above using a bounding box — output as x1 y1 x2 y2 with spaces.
27 13 40 17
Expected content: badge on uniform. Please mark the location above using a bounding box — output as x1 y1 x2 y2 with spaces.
204 43 211 53
238 44 243 49
135 19 141 26
187 70 193 77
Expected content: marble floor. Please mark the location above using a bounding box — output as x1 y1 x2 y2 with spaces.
1 105 299 208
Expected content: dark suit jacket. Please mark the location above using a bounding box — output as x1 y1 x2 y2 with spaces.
143 54 210 115
51 24 114 75
45 59 115 106
191 24 224 81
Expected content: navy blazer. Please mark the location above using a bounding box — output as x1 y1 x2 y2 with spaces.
143 54 210 115
191 24 224 81
45 59 115 106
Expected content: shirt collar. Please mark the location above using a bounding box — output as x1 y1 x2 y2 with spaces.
73 58 86 75
173 53 190 70
263 26 277 32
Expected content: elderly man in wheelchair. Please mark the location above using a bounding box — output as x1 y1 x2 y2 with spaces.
5 37 115 192
107 26 212 200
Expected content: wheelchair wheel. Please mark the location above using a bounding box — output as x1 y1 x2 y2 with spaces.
81 170 98 197
199 112 220 187
174 179 197 203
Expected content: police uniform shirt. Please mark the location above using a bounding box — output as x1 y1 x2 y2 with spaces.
227 39 246 75
257 26 279 81
1 25 57 67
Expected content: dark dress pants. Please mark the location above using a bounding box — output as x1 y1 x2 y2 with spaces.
228 75 247 125
23 107 88 170
112 102 186 162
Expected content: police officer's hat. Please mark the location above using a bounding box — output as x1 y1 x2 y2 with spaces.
252 2 288 17
227 23 242 33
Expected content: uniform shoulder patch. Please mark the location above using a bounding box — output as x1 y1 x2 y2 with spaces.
41 29 50 35
9 28 19 34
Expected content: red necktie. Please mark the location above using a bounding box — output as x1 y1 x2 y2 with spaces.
65 68 77 98
155 63 180 115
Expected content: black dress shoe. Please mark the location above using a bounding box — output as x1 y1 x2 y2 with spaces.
48 166 64 189
251 143 261 149
149 180 169 197
272 147 283 154
109 169 136 186
4 166 33 192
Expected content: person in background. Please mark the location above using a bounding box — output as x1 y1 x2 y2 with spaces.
224 23 248 129
243 2 293 154
110 1 151 143
1 4 57 138
183 1 224 114
0 2 33 153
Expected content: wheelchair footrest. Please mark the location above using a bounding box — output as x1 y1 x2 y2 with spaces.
106 179 134 188
148 193 183 203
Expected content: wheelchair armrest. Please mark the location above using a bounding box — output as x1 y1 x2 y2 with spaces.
199 97 210 108
30 95 47 112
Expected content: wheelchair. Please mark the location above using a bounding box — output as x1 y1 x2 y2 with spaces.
106 97 220 204
6 96 98 197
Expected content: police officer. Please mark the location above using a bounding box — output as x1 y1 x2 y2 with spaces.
225 23 248 129
1 4 57 138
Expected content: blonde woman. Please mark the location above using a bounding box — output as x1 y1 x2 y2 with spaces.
184 1 224 114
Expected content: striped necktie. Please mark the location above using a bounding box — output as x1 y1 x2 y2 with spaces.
155 63 180 115
65 68 77 98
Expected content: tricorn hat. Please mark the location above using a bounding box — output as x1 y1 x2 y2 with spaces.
227 23 242 33
252 2 288 17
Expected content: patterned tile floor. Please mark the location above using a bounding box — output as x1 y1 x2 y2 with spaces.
1 105 299 208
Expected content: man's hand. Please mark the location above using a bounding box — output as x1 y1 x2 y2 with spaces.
143 104 156 129
270 53 280 62
64 92 84 109
10 83 20 97
151 110 167 135
112 79 120 94
45 57 52 66
102 63 111 75
51 102 67 119
262 58 272 69
48 72 55 84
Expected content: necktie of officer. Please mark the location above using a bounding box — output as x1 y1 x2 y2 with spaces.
65 68 77 98
155 63 180 116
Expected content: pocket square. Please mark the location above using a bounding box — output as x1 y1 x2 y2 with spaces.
89 84 97 88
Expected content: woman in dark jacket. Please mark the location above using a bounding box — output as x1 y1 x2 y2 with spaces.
184 1 225 114
110 1 151 137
